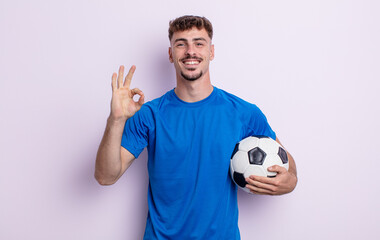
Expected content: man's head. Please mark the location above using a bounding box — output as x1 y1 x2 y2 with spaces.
168 15 215 82
168 15 213 41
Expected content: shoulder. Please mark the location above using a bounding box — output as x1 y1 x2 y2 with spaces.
215 88 276 138
214 87 260 112
214 87 271 128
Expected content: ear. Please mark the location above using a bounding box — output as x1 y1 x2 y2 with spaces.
210 44 215 61
168 47 173 63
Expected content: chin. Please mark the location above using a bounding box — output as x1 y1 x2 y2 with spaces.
181 71 203 81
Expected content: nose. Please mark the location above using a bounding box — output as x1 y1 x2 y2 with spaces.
185 44 196 56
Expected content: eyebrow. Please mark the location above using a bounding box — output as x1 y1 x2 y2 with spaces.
174 37 208 43
193 37 207 42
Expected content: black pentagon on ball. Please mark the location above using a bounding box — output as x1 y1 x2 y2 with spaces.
248 147 266 165
230 143 240 159
233 172 247 188
278 147 288 164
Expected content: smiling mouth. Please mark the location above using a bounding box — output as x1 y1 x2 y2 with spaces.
183 60 200 65
181 57 202 66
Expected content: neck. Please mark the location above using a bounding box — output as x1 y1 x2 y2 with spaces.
174 72 213 102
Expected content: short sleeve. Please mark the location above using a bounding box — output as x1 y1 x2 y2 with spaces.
245 104 276 140
121 105 153 158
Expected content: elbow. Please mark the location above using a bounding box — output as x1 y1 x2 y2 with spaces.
94 172 117 186
96 178 115 186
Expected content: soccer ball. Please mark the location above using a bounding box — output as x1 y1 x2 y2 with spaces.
230 136 289 193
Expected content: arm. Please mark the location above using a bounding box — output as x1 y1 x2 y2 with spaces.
95 65 145 185
245 137 298 195
95 117 135 185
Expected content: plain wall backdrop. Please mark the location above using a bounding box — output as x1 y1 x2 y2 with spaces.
1 0 379 239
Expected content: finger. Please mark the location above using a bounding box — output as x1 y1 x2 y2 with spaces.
267 165 287 174
131 88 143 97
111 73 117 91
246 177 277 192
245 183 274 195
248 175 281 188
117 65 125 88
124 65 136 88
138 93 145 106
131 88 145 105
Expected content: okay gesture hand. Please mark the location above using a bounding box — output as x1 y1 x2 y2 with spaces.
110 65 145 121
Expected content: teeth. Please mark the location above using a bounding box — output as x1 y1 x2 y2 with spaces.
184 61 199 65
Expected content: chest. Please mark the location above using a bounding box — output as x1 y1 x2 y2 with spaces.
159 106 241 147
147 105 244 173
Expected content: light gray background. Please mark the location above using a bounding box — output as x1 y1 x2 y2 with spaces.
1 0 379 239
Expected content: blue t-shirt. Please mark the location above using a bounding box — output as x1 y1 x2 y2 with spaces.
121 87 275 240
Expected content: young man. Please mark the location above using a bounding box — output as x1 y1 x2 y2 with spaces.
95 15 297 240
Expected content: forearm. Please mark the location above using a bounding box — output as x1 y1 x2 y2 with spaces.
287 152 297 178
287 152 298 192
95 116 127 185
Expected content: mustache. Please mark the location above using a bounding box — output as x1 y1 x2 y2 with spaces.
180 56 203 61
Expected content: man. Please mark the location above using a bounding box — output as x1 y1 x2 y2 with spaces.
95 15 297 240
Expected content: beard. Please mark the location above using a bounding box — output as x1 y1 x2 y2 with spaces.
179 56 204 81
181 70 203 81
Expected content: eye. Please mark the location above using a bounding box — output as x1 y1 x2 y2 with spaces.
196 42 204 46
176 43 185 47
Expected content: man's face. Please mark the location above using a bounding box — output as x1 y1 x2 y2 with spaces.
169 27 214 81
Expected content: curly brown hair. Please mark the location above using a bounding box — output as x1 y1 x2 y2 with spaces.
168 15 213 41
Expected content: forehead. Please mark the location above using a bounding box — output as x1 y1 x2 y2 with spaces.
171 27 211 43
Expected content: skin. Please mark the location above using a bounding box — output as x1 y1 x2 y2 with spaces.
169 27 215 102
95 65 143 185
95 27 298 195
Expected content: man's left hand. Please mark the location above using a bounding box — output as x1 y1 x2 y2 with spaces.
245 165 297 195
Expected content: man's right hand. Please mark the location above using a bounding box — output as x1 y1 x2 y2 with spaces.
110 65 145 121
